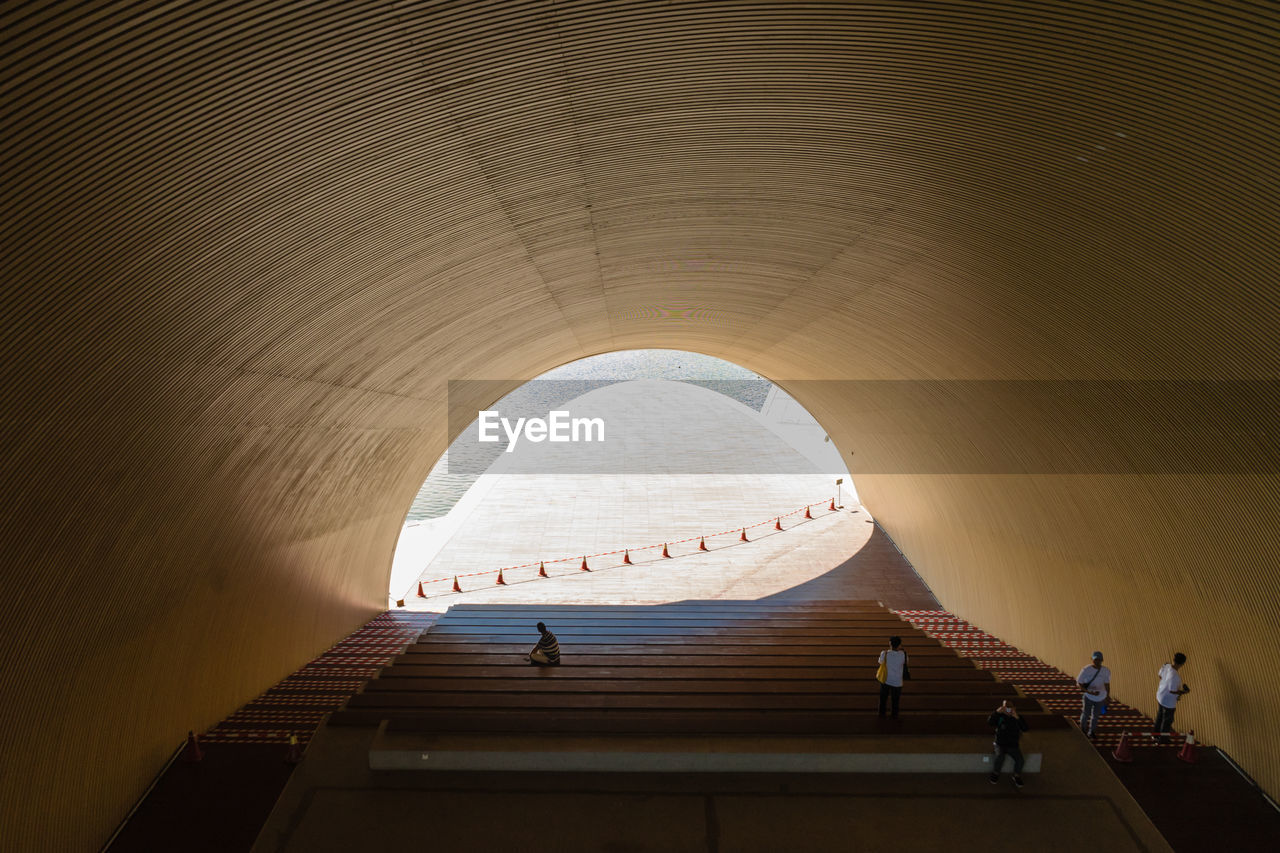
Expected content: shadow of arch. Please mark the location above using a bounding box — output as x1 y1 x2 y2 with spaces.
759 522 940 610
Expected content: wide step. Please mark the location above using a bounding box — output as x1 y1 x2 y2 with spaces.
351 601 1057 772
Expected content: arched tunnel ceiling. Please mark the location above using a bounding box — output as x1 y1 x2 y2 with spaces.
1 1 1278 848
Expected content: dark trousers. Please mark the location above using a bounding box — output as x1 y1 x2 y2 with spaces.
878 682 901 716
993 744 1024 774
1153 703 1177 734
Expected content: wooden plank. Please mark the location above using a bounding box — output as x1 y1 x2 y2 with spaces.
404 640 957 653
363 678 1016 695
373 665 988 680
429 625 924 635
405 643 960 657
398 653 952 667
420 632 935 643
392 650 967 663
346 692 1044 711
397 650 972 665
334 710 1069 736
378 660 988 681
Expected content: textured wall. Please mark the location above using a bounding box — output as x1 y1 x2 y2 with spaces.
1 1 1277 849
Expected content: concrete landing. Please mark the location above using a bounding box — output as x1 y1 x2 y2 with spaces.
252 725 1167 853
369 727 1045 774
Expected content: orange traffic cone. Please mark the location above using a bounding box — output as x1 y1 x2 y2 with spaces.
740 528 748 542
580 557 590 572
182 731 203 763
662 543 671 558
805 506 813 519
538 561 548 578
1177 730 1198 764
452 576 462 593
623 550 632 564
775 518 783 530
1112 731 1134 763
829 499 837 511
495 568 506 585
416 581 426 598
285 734 303 764
698 537 708 551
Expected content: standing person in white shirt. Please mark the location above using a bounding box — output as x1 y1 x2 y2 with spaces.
1152 652 1190 743
1076 650 1111 739
877 635 908 717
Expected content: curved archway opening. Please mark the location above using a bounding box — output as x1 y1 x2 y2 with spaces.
389 349 857 607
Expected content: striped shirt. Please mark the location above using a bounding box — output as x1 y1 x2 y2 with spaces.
535 630 561 663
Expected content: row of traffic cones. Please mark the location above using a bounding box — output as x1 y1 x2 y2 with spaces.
623 546 675 562
419 573 460 594
417 501 836 596
1110 730 1198 764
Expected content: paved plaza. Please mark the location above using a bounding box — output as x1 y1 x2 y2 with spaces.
391 380 888 610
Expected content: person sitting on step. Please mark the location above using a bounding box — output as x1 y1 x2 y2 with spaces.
526 621 561 666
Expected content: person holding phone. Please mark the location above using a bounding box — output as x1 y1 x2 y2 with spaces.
988 699 1029 788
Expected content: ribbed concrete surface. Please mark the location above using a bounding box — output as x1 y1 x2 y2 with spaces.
2 2 1278 849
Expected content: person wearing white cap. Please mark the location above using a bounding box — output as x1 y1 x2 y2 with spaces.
1076 650 1111 739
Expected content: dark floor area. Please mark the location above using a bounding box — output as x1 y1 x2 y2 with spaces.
1102 746 1280 853
106 568 1278 851
106 611 434 852
107 743 297 853
898 610 1280 852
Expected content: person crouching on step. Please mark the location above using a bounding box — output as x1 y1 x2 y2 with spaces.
526 621 561 666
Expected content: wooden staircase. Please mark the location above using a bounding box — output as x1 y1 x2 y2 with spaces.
331 600 1066 771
